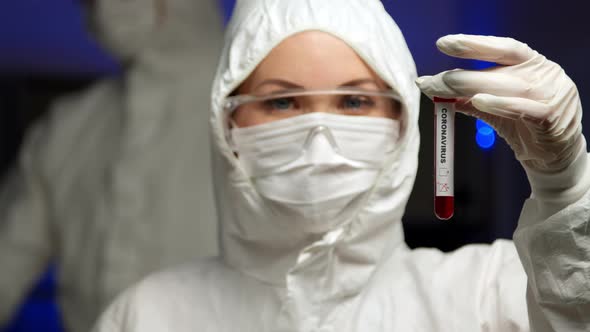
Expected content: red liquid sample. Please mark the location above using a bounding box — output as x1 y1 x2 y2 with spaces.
434 195 454 220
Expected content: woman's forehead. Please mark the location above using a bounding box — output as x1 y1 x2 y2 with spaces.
240 31 387 93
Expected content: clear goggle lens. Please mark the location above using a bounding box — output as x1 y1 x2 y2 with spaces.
223 88 404 172
224 88 402 126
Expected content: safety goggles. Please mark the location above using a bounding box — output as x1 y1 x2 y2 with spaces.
223 88 402 127
222 88 403 172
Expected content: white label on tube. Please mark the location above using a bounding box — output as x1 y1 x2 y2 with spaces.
435 102 454 197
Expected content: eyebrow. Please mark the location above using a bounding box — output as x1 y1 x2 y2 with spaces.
253 78 382 92
339 78 382 88
253 79 303 92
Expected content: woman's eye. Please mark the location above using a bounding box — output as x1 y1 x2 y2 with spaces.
342 95 375 109
263 97 295 110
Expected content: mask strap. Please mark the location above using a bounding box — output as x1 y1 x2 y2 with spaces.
229 118 239 129
226 118 241 151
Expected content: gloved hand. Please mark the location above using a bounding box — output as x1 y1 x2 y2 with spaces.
416 34 590 218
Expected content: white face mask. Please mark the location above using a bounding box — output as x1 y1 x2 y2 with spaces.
230 112 401 233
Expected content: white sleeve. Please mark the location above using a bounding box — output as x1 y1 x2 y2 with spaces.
91 280 150 332
513 151 590 331
0 120 54 325
91 291 133 332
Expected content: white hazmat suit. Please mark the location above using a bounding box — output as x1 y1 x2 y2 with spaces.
92 0 590 331
0 1 222 331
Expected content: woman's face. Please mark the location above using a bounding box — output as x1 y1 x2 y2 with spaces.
232 31 400 127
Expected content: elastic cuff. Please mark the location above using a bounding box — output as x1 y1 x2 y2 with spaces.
524 137 590 217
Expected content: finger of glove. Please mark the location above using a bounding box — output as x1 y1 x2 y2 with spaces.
471 93 551 123
416 70 549 100
436 34 537 66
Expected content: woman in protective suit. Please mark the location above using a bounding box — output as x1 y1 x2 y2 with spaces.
92 0 590 331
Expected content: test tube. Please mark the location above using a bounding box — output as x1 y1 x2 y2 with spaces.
433 97 456 220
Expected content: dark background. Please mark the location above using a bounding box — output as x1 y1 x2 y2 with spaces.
1 0 589 331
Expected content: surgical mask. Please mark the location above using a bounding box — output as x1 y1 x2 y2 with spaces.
229 111 401 233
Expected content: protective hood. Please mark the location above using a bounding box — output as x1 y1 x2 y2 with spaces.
88 0 222 65
210 0 421 300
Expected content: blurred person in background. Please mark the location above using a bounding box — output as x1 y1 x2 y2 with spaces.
0 0 222 331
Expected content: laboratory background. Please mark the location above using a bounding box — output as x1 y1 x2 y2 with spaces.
0 0 589 331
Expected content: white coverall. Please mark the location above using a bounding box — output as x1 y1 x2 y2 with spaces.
0 1 222 331
92 0 590 331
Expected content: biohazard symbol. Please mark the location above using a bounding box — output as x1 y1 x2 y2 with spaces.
438 182 450 193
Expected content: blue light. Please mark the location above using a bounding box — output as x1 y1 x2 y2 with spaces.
476 130 496 149
475 118 486 130
476 119 494 135
475 119 496 149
